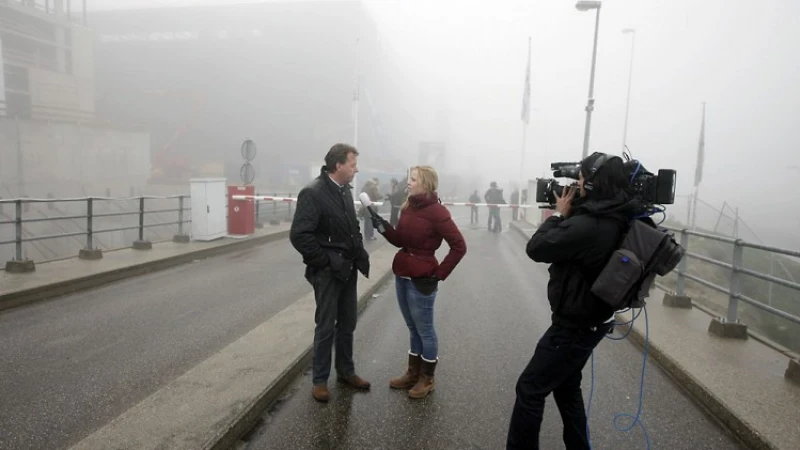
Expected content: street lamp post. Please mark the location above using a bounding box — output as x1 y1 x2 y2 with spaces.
576 0 602 160
621 28 636 154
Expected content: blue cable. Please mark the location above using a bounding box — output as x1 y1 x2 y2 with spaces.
586 307 652 450
586 352 596 447
630 161 642 184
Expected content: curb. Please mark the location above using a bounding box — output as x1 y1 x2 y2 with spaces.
0 230 290 313
207 266 396 450
509 221 537 241
616 312 776 450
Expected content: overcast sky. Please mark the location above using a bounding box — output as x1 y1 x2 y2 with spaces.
87 0 800 246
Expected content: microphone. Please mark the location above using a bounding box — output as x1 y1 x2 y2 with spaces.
358 192 386 233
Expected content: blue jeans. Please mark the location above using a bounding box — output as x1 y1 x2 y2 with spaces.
395 276 438 361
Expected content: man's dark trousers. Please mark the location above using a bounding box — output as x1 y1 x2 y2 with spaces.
489 207 502 232
506 323 610 450
311 267 359 385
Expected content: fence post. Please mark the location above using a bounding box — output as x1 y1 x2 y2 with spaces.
269 193 280 225
708 239 748 339
663 229 693 308
254 192 264 229
676 230 689 296
173 195 190 243
5 199 35 273
15 199 23 261
727 241 744 322
285 193 293 222
79 197 103 259
133 197 153 250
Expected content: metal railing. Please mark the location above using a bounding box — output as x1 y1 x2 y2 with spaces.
665 226 800 341
254 193 294 224
0 195 191 265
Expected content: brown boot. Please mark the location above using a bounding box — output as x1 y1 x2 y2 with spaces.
312 384 330 402
390 353 422 389
337 374 371 390
409 359 437 399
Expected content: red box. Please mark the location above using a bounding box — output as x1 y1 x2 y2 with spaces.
227 185 255 235
541 209 555 222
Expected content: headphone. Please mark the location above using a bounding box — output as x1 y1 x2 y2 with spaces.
583 153 613 192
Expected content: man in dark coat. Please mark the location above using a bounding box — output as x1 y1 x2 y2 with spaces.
469 190 481 225
485 181 505 232
506 152 644 449
511 189 520 221
387 178 407 227
290 143 372 403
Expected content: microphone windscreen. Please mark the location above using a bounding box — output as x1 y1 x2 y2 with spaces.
358 192 372 207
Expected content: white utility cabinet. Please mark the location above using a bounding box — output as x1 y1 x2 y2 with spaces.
190 178 227 241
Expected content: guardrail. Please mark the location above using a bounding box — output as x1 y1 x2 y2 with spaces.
662 226 800 344
253 193 295 225
0 195 191 272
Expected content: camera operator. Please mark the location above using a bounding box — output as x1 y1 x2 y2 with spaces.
506 152 644 450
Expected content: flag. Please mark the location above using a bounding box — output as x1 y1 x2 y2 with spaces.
521 37 531 125
694 103 705 187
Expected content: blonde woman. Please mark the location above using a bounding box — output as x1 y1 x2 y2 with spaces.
371 166 467 398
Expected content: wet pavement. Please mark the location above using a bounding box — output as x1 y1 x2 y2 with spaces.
0 237 384 450
242 219 745 450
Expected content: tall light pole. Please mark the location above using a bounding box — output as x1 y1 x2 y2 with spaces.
352 37 360 190
576 0 602 159
621 28 636 154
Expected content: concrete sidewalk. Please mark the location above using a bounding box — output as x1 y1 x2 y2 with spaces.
68 244 396 450
510 220 800 450
0 224 290 312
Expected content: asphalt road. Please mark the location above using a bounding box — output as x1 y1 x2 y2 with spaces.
242 217 745 450
0 236 385 450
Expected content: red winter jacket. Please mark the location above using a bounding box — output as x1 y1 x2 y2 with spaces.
382 192 467 280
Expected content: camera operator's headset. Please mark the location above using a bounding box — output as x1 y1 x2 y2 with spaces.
582 152 616 193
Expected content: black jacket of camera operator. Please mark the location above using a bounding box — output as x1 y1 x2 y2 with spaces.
527 191 642 330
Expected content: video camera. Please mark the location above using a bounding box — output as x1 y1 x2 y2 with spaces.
535 154 676 209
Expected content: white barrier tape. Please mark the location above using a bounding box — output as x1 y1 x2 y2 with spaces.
232 195 384 207
232 195 534 209
441 202 533 209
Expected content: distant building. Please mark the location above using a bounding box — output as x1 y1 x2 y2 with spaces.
89 1 419 186
0 0 151 197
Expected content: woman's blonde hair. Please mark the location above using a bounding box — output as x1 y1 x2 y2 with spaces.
402 165 439 210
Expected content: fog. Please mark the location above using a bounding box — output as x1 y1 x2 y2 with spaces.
81 0 799 248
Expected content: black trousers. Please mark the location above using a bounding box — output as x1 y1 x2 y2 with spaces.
489 207 502 232
311 267 358 385
507 323 611 450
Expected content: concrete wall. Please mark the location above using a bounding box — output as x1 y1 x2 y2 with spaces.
0 36 6 115
27 22 96 116
28 68 81 112
70 24 95 113
0 118 151 198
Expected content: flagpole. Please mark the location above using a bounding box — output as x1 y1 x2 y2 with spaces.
519 124 527 219
352 37 360 191
691 186 699 230
691 102 706 230
519 37 531 221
